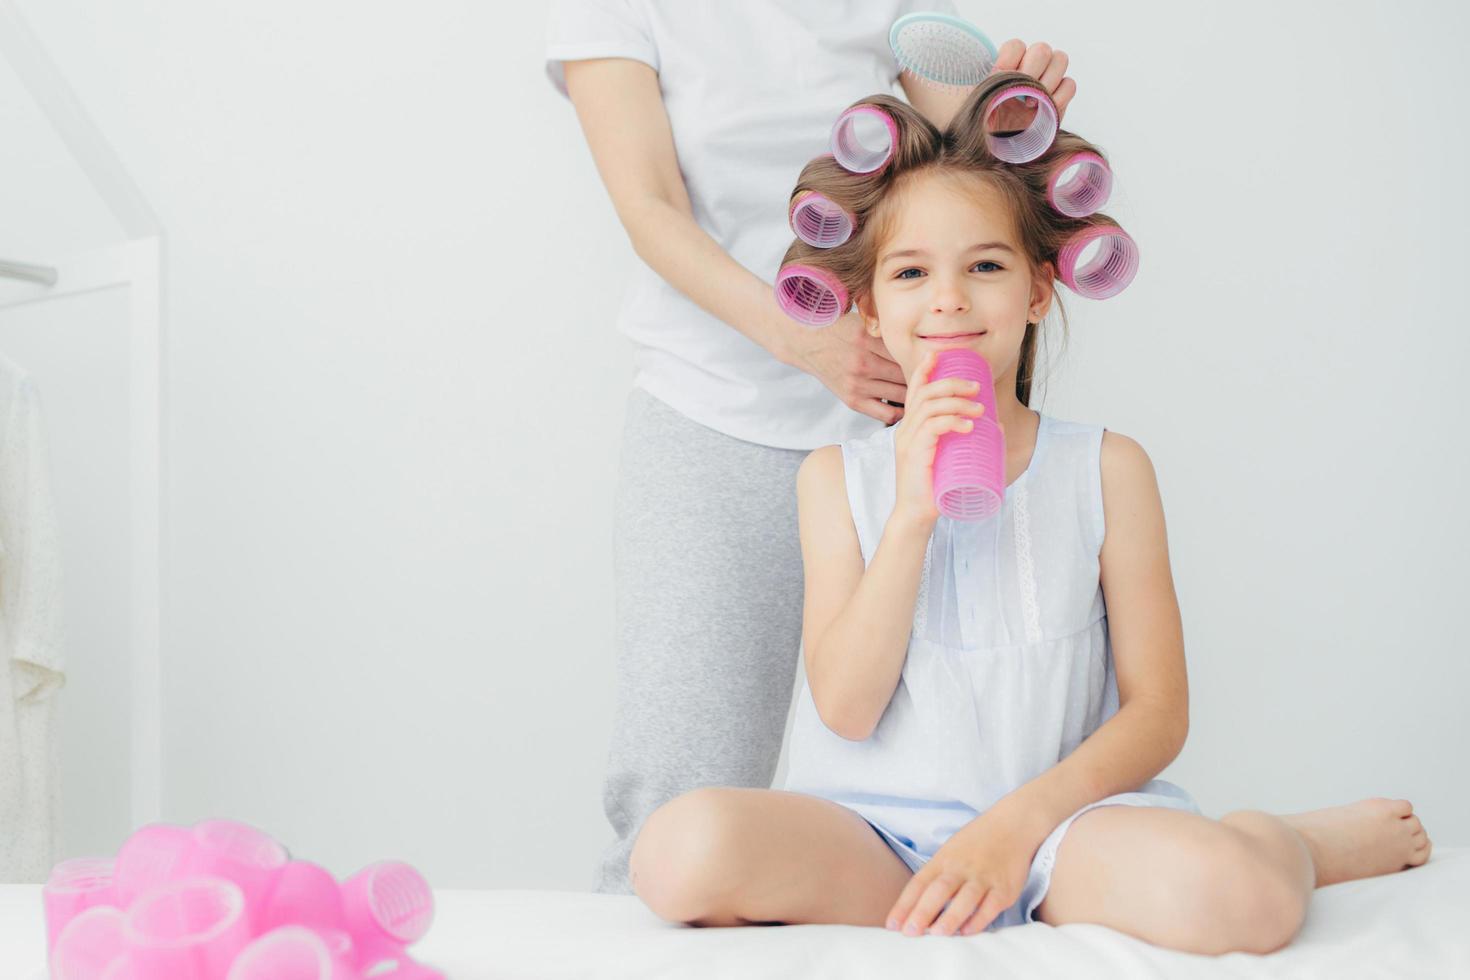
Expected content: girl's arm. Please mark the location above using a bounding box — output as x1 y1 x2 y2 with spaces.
989 432 1191 841
562 58 800 365
796 444 930 741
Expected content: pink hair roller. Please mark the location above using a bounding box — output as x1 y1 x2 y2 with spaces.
93 927 357 979
49 904 127 980
225 925 358 980
121 875 253 979
174 819 290 935
339 861 435 974
313 928 356 965
257 860 347 936
370 958 447 979
99 952 140 979
1047 151 1112 217
1057 224 1139 299
114 823 194 909
931 349 1006 521
981 82 1058 163
829 104 898 174
43 857 118 956
788 190 856 248
113 822 195 910
775 263 848 327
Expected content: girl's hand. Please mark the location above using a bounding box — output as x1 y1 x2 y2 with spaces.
991 39 1076 126
786 309 909 425
891 348 1005 530
884 811 1037 937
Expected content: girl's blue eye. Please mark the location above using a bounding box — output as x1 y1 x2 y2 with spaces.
894 261 1002 280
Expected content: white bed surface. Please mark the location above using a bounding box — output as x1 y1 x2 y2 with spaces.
5 846 1467 978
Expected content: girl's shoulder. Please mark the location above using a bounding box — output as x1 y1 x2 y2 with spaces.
1041 415 1152 479
796 443 851 518
1039 412 1104 441
1038 414 1143 491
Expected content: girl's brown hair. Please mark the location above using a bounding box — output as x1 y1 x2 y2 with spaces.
782 71 1124 407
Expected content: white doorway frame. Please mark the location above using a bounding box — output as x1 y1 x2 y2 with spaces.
0 0 164 829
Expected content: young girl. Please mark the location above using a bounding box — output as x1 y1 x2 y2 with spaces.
626 75 1433 953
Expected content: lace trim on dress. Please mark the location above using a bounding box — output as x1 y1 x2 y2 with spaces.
1012 482 1043 644
914 529 932 637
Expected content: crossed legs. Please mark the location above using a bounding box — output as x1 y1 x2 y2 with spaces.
631 787 1431 956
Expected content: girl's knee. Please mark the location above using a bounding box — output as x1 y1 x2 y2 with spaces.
1167 825 1308 954
629 789 745 923
1234 864 1310 954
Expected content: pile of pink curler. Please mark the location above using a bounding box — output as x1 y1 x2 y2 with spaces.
41 818 443 980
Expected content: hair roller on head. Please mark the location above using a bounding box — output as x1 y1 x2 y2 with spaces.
789 190 857 248
775 262 849 327
946 70 1060 165
981 83 1058 164
1057 221 1139 299
830 104 899 174
1046 151 1112 217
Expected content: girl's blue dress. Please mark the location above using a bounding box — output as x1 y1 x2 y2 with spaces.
779 412 1202 930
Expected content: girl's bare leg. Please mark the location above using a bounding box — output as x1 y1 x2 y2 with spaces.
1274 797 1432 887
1035 797 1432 956
629 787 914 927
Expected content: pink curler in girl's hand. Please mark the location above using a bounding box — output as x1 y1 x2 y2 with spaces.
931 348 1006 521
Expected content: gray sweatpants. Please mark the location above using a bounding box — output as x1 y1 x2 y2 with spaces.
593 385 810 895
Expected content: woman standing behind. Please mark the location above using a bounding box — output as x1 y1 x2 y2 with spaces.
544 0 1076 894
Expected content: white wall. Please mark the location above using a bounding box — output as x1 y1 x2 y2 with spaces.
3 0 1465 889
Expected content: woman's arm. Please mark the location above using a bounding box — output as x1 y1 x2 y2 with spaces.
797 445 930 741
562 57 800 365
898 71 974 131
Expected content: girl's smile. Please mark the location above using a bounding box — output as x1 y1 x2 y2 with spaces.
918 331 988 346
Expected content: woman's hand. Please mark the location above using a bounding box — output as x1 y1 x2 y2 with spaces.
891 348 1005 530
784 309 910 425
991 39 1076 127
884 810 1037 937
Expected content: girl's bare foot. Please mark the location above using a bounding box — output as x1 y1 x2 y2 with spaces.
1280 797 1432 888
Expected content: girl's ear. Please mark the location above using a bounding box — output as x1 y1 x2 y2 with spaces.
856 291 880 335
1030 263 1056 320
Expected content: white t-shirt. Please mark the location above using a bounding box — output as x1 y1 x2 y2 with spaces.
545 0 957 451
